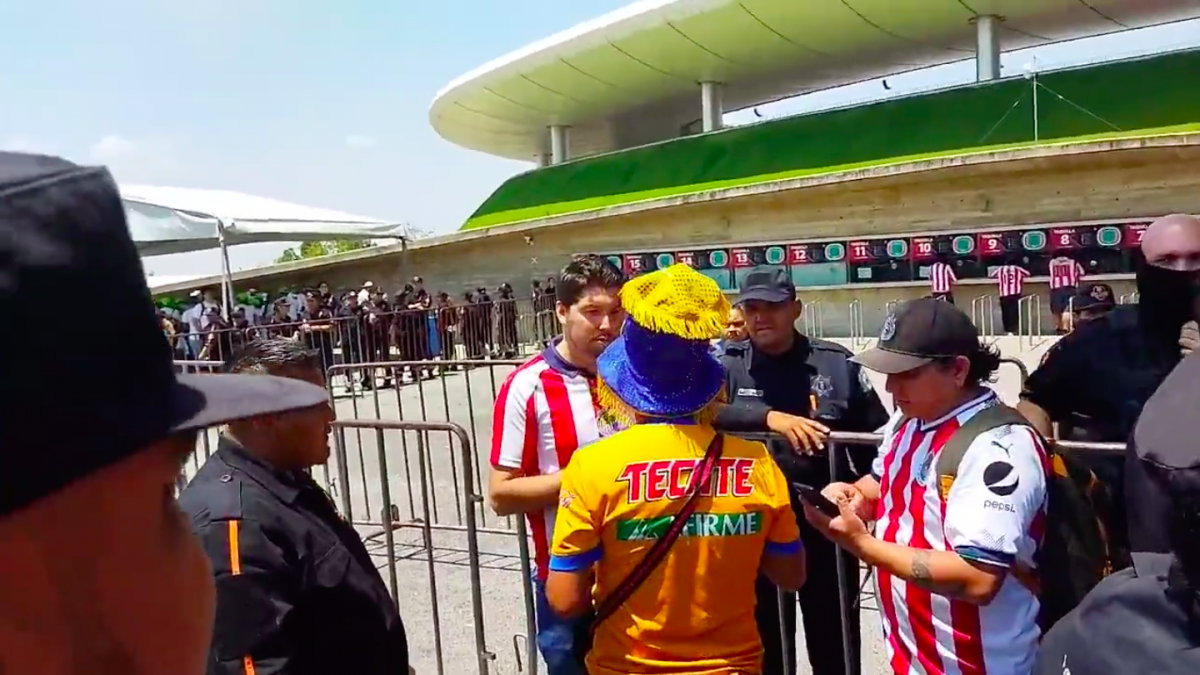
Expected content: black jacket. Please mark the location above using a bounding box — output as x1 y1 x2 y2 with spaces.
1035 553 1200 675
714 333 889 484
1021 305 1180 443
179 440 409 675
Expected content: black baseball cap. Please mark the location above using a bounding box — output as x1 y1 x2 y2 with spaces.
851 298 981 374
738 268 796 304
0 152 329 517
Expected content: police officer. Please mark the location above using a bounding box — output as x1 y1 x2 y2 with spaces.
714 269 889 675
180 337 411 675
1018 213 1200 554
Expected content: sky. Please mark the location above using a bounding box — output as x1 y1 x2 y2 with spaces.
1 1 1197 281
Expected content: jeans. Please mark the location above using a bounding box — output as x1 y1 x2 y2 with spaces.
533 575 592 675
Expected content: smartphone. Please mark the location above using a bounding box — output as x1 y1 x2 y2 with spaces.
793 482 841 518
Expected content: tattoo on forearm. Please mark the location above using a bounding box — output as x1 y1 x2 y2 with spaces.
909 550 968 598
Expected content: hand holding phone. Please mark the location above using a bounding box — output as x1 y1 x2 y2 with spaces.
793 482 841 518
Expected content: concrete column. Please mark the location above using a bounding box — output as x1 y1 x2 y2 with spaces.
701 81 724 132
974 15 1001 82
549 125 569 164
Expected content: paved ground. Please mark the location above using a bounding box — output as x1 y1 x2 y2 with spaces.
183 344 1047 675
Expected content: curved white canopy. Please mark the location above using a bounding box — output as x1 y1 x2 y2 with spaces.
430 0 1198 161
122 185 408 256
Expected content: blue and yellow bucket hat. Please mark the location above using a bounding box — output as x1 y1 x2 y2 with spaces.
595 263 731 423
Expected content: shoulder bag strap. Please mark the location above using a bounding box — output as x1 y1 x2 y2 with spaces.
591 433 726 630
934 404 1034 481
933 403 1044 595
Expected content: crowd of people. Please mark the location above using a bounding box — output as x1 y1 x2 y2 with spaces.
156 275 564 385
3 148 1199 675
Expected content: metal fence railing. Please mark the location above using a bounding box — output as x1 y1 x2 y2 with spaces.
970 294 997 338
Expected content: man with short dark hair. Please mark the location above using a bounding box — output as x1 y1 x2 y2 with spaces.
809 298 1048 675
488 254 626 675
181 337 411 675
0 153 329 675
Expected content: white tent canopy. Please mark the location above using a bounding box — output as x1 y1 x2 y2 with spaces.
121 184 408 257
123 185 408 315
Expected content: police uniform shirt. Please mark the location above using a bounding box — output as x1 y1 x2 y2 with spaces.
1022 305 1180 443
715 332 889 482
179 439 409 675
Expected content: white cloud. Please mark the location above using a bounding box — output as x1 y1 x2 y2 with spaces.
344 134 377 149
1 136 53 154
89 134 138 161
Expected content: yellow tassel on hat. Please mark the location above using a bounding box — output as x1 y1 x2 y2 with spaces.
622 264 731 341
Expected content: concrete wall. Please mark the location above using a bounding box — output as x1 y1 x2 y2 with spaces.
164 142 1194 333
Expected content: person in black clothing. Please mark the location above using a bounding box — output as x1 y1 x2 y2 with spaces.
337 292 369 392
264 298 297 339
366 288 393 388
475 287 494 356
300 291 337 377
200 306 237 363
1035 351 1200 675
180 338 409 675
714 269 889 675
435 291 459 367
403 283 434 380
495 282 519 358
1019 213 1200 554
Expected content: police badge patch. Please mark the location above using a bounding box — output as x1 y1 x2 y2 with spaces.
810 374 833 398
880 313 898 342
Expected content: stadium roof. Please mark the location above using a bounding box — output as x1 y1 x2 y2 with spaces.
430 0 1199 161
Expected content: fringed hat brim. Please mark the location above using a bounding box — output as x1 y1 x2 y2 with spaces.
595 326 725 421
595 377 725 427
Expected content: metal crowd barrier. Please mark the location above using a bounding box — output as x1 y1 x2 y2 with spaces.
970 294 997 337
1017 294 1048 350
848 299 866 349
163 300 555 376
803 300 825 339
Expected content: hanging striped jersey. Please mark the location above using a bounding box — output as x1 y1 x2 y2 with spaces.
929 262 957 294
1048 257 1085 290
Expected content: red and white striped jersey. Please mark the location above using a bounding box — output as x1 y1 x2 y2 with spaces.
490 343 610 578
1048 257 1085 290
870 392 1049 675
989 265 1030 297
928 262 957 294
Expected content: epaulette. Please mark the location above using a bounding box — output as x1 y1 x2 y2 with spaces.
204 472 245 522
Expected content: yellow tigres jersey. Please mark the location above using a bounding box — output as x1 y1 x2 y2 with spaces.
551 423 801 675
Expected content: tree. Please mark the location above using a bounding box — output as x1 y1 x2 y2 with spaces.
275 239 376 263
273 226 431 264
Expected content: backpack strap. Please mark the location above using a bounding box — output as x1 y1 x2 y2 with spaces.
932 403 1043 596
934 403 1034 492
